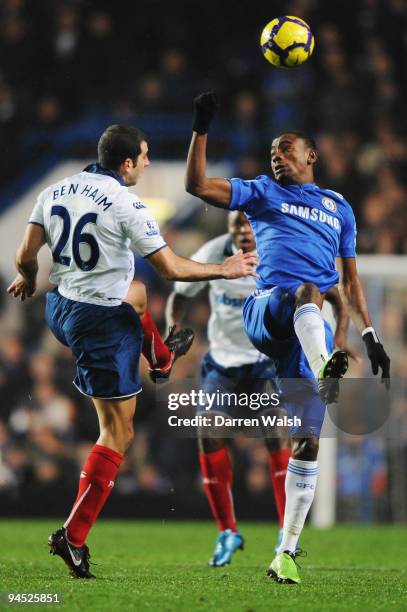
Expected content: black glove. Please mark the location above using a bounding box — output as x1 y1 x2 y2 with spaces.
192 91 219 134
362 328 390 389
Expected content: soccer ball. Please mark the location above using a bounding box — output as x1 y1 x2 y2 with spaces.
260 15 314 68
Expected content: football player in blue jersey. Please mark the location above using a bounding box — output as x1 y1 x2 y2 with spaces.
185 92 391 584
167 212 355 568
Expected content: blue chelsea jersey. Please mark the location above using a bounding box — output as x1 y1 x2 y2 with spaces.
228 175 357 293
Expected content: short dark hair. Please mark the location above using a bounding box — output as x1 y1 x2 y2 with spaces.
97 124 147 170
285 131 318 151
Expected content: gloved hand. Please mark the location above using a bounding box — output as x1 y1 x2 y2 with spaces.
362 328 390 389
192 91 219 134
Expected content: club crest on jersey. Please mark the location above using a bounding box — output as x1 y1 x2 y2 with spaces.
322 197 337 213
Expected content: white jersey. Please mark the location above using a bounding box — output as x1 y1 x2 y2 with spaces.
29 169 166 306
174 234 268 368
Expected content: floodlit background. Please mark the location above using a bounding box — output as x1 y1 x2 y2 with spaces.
0 0 406 524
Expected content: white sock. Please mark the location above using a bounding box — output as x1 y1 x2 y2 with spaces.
293 303 328 379
278 458 318 554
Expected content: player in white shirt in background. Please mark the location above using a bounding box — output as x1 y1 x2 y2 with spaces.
8 125 258 578
167 211 355 567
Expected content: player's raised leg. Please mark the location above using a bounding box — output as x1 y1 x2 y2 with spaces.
124 280 195 382
293 282 327 377
49 395 137 578
294 283 348 401
199 437 244 567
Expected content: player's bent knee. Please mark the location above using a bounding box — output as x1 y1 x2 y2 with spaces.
295 281 318 296
295 282 322 308
94 396 137 453
105 419 134 454
115 414 135 450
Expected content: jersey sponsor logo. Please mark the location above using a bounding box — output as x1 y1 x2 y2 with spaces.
144 220 159 236
214 292 246 308
133 201 146 209
281 202 340 231
322 197 337 213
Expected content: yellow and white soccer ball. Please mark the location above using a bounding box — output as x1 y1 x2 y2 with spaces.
260 15 315 68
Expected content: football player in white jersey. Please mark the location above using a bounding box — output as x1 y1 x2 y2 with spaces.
8 124 258 578
166 211 354 567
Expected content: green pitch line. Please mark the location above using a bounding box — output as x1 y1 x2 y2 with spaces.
0 520 406 612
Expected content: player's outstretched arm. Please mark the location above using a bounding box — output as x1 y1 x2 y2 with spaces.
147 246 257 282
7 223 46 301
337 257 390 385
325 286 360 361
185 92 232 209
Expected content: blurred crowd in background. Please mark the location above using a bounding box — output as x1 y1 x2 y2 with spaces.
1 265 406 521
1 0 407 521
1 0 407 251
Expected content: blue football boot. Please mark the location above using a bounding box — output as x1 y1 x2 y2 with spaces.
209 529 244 567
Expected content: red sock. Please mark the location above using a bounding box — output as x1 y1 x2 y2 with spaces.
141 309 172 369
199 448 237 532
268 447 291 527
64 444 123 547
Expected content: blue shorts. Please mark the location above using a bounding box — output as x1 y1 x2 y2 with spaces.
45 289 143 399
243 287 335 437
199 352 277 416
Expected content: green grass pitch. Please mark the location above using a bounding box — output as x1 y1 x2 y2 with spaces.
1 520 406 611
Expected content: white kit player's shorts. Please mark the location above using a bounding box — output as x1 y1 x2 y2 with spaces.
46 289 143 399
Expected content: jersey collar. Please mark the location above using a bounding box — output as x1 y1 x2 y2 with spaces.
83 163 126 186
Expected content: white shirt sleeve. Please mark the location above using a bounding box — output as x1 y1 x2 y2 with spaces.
118 195 166 257
28 193 45 226
174 242 213 297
